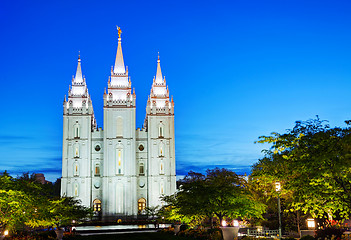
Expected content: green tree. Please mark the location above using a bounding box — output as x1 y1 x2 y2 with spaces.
161 168 266 227
252 117 351 221
0 172 91 233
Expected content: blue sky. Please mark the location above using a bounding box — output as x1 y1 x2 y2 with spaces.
1 0 351 181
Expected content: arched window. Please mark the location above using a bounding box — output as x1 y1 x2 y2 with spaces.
116 145 124 175
139 162 144 176
94 163 100 176
138 198 146 212
159 142 164 157
116 117 123 137
158 123 164 138
160 161 164 175
74 162 79 177
74 144 80 158
74 123 80 138
74 182 79 197
93 199 102 212
160 181 164 195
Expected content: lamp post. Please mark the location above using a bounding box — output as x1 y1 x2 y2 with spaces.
275 182 282 239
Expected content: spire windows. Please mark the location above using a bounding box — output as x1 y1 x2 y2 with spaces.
116 144 124 175
74 143 80 158
74 162 79 176
74 182 79 197
159 123 164 138
74 123 80 138
159 142 165 157
160 160 164 175
160 181 164 195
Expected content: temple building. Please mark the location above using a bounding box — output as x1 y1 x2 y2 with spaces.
60 28 176 217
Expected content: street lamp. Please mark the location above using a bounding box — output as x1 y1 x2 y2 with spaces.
275 182 282 239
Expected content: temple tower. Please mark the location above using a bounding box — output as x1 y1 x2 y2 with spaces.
61 55 96 207
145 54 176 208
102 27 138 216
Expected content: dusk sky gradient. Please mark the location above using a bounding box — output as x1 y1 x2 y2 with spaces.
1 0 351 181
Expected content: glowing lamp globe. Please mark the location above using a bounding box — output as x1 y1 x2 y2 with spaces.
307 218 315 229
275 182 281 192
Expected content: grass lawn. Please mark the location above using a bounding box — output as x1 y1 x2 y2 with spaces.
73 232 194 240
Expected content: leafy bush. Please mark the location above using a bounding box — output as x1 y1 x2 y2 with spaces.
158 227 175 235
300 235 315 240
177 227 222 240
315 227 344 239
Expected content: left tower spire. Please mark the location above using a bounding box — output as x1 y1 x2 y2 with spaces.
61 53 97 207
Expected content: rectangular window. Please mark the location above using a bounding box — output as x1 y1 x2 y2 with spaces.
139 164 144 176
95 165 100 176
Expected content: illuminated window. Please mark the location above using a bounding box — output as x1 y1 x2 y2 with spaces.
74 183 79 197
74 163 79 177
159 142 164 157
116 147 123 175
117 117 123 137
160 161 164 175
160 181 164 195
74 144 79 158
139 162 144 176
138 198 146 212
93 199 102 212
95 164 100 176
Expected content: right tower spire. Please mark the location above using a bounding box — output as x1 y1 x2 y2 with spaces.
146 54 174 117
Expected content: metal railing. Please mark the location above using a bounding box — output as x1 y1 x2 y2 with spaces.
247 229 281 238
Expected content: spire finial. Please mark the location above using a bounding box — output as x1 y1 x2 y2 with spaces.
155 53 163 84
114 26 125 74
78 51 81 61
116 26 122 38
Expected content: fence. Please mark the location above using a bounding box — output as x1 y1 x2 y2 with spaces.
247 229 281 238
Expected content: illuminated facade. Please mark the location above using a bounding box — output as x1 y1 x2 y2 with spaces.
60 29 176 217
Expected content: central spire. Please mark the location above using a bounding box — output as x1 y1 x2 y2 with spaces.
155 53 163 84
114 26 126 74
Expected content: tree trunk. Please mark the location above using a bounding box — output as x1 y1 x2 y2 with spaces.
296 211 300 234
218 213 223 226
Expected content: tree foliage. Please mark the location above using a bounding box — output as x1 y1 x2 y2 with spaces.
0 172 91 233
161 168 266 227
252 117 351 219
